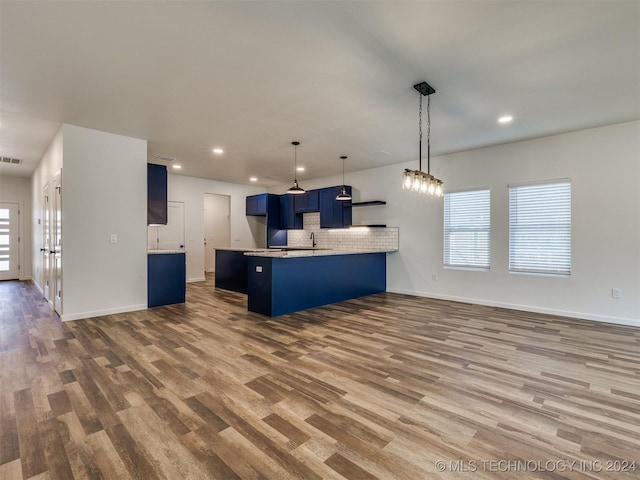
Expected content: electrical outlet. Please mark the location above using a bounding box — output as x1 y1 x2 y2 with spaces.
256 266 263 273
611 288 622 299
110 234 117 243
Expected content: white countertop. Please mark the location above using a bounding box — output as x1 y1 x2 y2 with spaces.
214 248 273 252
243 248 396 258
147 249 185 255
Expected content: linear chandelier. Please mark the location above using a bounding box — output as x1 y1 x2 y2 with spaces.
403 81 443 196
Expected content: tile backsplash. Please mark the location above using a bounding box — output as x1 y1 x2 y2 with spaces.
287 212 399 251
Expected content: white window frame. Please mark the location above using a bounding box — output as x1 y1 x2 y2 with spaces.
443 188 491 271
508 179 571 276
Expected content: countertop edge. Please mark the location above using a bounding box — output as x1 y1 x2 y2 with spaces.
147 250 186 255
243 249 396 258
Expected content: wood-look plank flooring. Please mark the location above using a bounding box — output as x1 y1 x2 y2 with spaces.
1 277 639 479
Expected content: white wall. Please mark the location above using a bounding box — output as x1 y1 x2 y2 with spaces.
61 125 148 320
276 121 640 326
0 175 32 279
167 174 264 282
31 126 64 291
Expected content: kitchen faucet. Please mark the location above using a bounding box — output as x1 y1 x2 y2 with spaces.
310 232 317 248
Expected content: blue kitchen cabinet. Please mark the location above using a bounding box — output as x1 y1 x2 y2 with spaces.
247 252 386 317
295 189 320 213
147 163 168 225
320 186 352 228
245 193 287 246
148 252 186 307
279 194 303 230
246 194 268 216
215 250 249 294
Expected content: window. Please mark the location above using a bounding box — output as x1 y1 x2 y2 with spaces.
444 189 490 269
509 180 571 276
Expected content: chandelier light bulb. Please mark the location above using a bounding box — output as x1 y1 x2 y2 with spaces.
403 171 412 189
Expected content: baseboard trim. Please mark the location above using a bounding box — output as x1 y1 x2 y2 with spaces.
61 304 147 322
31 279 44 296
385 288 640 328
187 277 206 283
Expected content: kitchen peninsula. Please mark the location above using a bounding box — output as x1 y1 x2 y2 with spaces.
217 191 400 316
244 249 389 316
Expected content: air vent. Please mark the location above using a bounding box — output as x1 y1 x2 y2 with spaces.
155 155 176 162
1 156 23 165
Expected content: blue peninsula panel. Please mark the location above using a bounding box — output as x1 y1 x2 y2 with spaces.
247 252 386 317
215 249 249 294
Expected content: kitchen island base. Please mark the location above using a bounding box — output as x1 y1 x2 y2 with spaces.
247 252 386 317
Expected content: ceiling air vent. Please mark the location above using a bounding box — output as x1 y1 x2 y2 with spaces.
1 156 23 165
155 155 176 162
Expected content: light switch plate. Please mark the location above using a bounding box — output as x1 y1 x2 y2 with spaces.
256 266 263 273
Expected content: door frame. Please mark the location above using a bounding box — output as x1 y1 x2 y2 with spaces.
52 172 62 316
0 201 22 281
42 183 51 301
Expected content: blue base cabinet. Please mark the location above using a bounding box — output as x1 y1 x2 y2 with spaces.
215 250 249 294
247 252 386 317
148 253 186 308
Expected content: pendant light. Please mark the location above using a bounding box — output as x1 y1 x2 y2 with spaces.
336 155 352 201
286 141 305 194
402 81 443 197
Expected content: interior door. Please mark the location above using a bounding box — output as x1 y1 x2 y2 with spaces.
42 184 51 301
204 194 230 273
52 173 62 315
148 201 185 251
0 202 20 281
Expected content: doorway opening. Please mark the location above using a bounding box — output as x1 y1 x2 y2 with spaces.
204 193 230 275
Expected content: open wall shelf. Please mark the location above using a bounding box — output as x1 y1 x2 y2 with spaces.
351 201 386 207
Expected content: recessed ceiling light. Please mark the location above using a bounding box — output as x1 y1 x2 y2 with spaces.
249 177 258 182
212 148 224 154
172 164 182 169
296 166 305 172
498 115 513 124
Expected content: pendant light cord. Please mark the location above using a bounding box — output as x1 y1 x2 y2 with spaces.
427 93 431 175
418 94 423 173
293 142 298 183
342 156 345 185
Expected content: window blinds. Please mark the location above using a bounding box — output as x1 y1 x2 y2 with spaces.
509 181 571 276
444 189 491 269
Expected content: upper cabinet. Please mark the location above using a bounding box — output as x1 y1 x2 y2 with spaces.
279 194 303 229
147 163 167 225
294 189 320 213
246 193 287 246
246 193 268 216
320 186 352 228
245 185 352 231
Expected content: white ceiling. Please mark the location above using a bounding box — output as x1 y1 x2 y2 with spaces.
1 1 639 186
